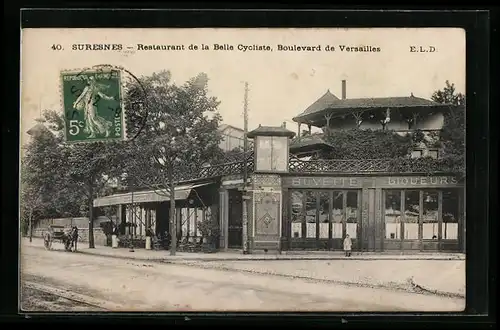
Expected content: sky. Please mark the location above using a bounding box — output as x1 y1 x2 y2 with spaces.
20 28 465 145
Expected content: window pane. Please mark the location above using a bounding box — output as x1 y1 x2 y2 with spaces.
428 150 439 159
256 137 272 171
150 209 156 234
196 208 203 236
404 190 420 239
189 208 196 236
385 190 402 239
443 189 459 239
332 191 343 238
411 150 423 159
305 191 317 238
291 191 304 238
271 137 287 171
318 192 330 239
346 191 358 238
422 191 439 239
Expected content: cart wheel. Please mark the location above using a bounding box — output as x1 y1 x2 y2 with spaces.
43 234 52 250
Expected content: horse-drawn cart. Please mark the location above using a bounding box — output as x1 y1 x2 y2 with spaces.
43 225 79 252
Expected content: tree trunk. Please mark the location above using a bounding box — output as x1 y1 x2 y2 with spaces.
168 165 176 256
88 181 95 249
28 209 33 243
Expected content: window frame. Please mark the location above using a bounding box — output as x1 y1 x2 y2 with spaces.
383 188 460 250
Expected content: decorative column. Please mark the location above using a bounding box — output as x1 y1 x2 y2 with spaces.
247 124 296 253
218 188 228 251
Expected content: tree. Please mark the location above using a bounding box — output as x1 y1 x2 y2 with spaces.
432 81 466 176
22 110 124 248
123 71 223 255
431 80 465 106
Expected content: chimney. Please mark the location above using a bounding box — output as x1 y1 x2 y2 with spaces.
341 80 347 100
282 121 286 128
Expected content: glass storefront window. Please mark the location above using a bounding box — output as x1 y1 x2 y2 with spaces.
383 188 461 246
305 191 317 238
332 191 344 238
442 189 459 240
318 192 330 239
346 191 358 238
404 190 420 239
422 191 439 240
291 191 303 238
385 190 402 239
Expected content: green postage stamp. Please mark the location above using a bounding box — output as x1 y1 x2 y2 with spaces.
61 68 125 142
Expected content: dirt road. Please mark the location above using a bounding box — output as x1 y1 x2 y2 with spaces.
20 245 465 312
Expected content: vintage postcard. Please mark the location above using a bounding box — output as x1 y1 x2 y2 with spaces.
20 27 466 313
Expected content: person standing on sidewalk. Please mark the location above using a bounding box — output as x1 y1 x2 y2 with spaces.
343 234 352 257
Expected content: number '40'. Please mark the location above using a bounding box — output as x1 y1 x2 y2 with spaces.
51 44 63 50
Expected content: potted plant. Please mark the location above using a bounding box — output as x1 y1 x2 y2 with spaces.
197 217 220 253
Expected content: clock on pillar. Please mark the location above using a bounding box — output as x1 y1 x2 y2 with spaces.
246 123 295 253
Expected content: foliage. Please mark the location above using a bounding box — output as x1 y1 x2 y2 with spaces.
323 129 415 160
320 81 465 176
432 81 466 177
121 71 224 190
431 80 465 106
21 122 84 220
22 110 125 247
197 216 220 240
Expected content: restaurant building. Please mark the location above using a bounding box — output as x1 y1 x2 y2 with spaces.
93 80 465 253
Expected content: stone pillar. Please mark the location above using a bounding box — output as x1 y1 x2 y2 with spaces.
246 124 296 253
250 174 282 252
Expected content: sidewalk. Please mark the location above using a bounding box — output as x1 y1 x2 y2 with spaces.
22 237 464 261
22 238 466 297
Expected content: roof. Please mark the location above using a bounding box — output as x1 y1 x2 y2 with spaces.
26 123 49 136
290 133 334 151
293 94 451 123
302 90 340 116
218 124 244 133
247 125 296 138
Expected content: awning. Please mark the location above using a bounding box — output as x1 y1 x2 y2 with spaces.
93 182 213 207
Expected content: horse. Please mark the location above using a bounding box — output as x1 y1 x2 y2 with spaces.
64 226 79 252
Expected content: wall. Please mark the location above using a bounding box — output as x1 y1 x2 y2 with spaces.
31 216 108 246
414 112 444 130
219 126 253 151
32 227 107 246
220 127 245 151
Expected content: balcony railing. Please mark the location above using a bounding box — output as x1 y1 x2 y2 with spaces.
126 153 458 191
178 154 457 182
288 156 455 174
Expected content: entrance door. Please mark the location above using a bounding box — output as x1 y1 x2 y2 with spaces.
227 189 243 248
288 189 361 250
331 190 361 250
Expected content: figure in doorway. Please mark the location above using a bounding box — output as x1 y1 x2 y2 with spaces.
343 234 352 257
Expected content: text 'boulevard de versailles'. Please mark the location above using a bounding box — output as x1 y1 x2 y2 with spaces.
71 43 382 52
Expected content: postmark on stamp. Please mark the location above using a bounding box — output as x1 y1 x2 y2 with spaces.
60 64 148 143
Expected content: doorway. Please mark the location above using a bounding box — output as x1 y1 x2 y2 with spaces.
227 189 243 248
